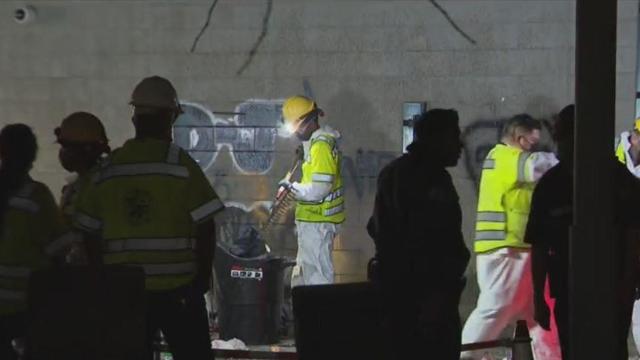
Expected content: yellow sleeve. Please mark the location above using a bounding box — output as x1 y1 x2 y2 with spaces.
183 153 224 224
308 140 338 183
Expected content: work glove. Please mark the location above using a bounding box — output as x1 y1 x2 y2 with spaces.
278 178 293 191
534 296 551 330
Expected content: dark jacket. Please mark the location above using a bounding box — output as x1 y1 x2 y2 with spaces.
367 147 470 296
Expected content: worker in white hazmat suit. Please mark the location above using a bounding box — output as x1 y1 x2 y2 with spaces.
280 95 345 287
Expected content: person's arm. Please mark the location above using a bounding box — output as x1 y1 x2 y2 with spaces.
185 153 225 293
525 186 551 329
522 152 558 183
291 182 332 202
291 140 336 202
530 241 550 328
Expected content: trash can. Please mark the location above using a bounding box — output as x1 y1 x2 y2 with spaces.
214 243 293 345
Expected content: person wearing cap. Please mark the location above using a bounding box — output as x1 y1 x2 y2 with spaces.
367 109 469 359
46 112 110 264
281 95 344 286
73 76 224 360
614 119 640 354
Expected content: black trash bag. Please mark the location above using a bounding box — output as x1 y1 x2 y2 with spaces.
229 225 268 258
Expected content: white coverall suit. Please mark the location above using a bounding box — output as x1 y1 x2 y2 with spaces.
461 148 561 360
290 126 344 287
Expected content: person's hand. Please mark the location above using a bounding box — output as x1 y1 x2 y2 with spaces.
278 178 293 190
534 298 551 330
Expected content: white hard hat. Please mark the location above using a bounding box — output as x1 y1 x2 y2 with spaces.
129 76 183 113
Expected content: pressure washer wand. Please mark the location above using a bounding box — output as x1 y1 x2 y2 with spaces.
264 146 304 228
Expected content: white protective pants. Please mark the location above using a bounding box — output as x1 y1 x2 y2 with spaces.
291 222 340 287
461 249 561 360
632 299 640 355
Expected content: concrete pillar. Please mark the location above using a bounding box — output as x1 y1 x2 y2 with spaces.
571 1 618 359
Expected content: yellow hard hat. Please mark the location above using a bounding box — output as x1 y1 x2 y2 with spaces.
634 117 640 132
282 96 316 131
129 76 183 113
55 112 107 144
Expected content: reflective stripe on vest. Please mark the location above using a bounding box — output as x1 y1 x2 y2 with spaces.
191 198 224 223
311 173 334 183
95 163 188 183
324 204 344 217
106 238 194 253
75 212 103 232
483 159 496 169
0 289 25 301
476 211 506 223
0 265 30 278
8 197 39 213
141 262 196 276
324 188 344 202
475 230 507 241
517 152 531 182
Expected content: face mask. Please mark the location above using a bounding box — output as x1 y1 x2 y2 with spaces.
528 143 543 152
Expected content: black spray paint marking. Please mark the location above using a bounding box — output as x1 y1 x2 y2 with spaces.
190 0 221 53
429 0 477 45
236 0 274 75
342 149 397 199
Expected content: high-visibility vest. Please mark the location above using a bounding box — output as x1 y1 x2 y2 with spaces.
0 180 59 315
74 139 224 291
45 173 93 257
295 132 345 224
474 144 536 253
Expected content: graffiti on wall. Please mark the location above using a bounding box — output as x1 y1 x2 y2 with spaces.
343 149 396 199
173 100 285 175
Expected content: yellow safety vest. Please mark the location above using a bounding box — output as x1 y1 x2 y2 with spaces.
0 180 60 315
296 133 345 224
75 139 224 291
474 144 536 253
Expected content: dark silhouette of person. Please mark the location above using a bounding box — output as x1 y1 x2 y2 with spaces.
0 124 61 360
367 109 470 359
526 104 640 359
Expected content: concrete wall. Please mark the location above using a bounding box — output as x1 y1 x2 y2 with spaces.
0 0 637 318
